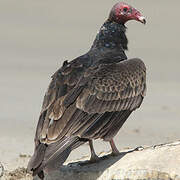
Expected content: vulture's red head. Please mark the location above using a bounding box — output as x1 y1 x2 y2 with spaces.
109 2 146 25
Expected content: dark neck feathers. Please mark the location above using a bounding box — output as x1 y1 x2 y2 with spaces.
91 21 128 51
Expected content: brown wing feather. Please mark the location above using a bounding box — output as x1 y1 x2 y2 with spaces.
34 58 87 144
76 58 146 114
41 60 84 114
38 58 146 144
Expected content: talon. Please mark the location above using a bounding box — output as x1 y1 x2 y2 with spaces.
89 155 99 163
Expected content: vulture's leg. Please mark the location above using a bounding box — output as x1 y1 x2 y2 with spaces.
109 139 120 156
89 140 99 162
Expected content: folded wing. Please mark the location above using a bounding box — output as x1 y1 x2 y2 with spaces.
41 58 146 143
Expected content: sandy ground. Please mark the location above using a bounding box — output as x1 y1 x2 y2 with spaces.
0 0 180 178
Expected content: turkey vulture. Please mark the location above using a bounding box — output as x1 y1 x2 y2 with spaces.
28 2 146 179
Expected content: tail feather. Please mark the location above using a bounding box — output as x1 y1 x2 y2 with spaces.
28 136 84 178
27 143 46 171
42 136 79 171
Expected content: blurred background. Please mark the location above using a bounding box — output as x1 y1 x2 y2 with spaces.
0 0 180 171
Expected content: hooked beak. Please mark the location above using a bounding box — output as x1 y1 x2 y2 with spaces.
137 16 146 24
132 8 146 25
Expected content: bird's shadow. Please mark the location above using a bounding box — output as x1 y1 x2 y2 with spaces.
36 148 141 180
67 147 138 171
68 151 126 168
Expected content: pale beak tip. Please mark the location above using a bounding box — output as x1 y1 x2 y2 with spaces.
139 16 146 24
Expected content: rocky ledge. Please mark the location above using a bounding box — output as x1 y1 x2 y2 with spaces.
2 141 180 180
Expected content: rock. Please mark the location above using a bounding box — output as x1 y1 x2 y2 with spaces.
0 162 4 178
2 141 180 180
1 167 32 180
33 141 180 180
99 141 180 180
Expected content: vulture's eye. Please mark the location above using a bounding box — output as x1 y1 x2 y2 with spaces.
123 7 128 12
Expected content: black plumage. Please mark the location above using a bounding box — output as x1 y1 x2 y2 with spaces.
28 2 147 179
